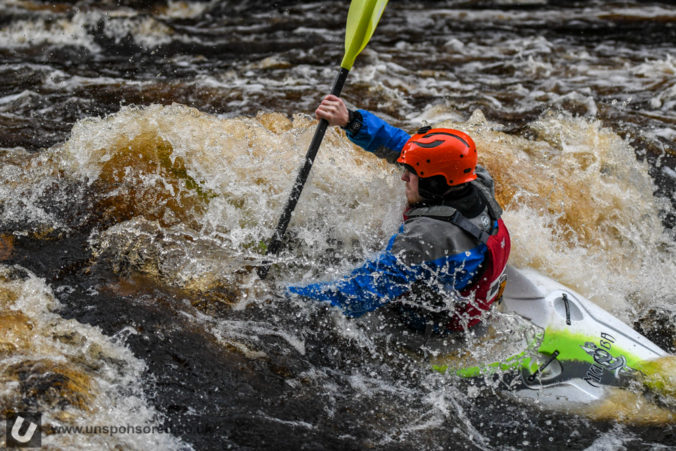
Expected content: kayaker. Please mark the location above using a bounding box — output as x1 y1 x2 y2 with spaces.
287 95 511 334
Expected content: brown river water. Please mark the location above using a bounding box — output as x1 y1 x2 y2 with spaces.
0 1 675 449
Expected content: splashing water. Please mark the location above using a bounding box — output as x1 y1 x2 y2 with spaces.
1 1 675 449
0 264 185 449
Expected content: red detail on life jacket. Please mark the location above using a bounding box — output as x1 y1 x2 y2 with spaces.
448 218 511 331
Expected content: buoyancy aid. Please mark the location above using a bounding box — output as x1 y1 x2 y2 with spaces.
454 216 510 330
402 180 511 332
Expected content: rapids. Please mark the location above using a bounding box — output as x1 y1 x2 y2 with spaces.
1 1 675 449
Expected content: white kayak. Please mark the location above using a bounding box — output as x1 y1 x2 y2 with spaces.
428 266 673 409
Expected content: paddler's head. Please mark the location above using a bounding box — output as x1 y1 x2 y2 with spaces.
397 127 477 203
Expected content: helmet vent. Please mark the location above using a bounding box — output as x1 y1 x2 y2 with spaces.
423 132 470 147
410 140 444 149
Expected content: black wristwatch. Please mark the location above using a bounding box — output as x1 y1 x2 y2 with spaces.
342 109 363 136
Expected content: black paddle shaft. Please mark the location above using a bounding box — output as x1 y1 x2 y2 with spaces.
258 67 350 279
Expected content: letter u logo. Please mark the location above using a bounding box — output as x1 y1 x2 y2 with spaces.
6 412 41 447
11 416 38 443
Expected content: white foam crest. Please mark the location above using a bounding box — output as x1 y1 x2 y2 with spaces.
62 104 382 287
0 8 203 53
43 68 145 91
103 104 399 256
0 90 37 107
599 6 676 20
632 53 676 78
503 206 634 316
403 5 674 27
0 265 187 450
503 112 675 316
159 0 211 19
0 11 101 51
402 7 584 28
289 129 402 252
0 149 73 233
352 35 567 116
632 55 676 113
663 165 676 181
43 103 676 319
101 13 178 49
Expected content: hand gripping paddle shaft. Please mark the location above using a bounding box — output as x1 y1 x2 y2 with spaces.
258 0 388 279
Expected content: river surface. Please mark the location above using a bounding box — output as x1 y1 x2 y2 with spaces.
1 1 675 449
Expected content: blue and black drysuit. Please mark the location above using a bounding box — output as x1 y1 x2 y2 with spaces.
287 110 505 331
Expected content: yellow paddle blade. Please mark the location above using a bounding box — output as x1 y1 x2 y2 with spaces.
341 0 389 70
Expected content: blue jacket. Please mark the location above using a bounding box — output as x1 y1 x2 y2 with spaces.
287 110 494 319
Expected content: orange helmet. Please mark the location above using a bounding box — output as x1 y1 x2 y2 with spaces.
397 128 477 186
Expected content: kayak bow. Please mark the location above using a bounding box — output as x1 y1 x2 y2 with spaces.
433 266 672 410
